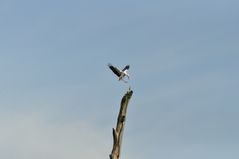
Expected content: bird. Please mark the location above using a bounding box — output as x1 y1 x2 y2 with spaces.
108 63 130 83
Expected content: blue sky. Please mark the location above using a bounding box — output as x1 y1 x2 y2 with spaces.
0 0 239 158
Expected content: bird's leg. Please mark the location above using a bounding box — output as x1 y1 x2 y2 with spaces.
124 72 130 80
126 74 130 80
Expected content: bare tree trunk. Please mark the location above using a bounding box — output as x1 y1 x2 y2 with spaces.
109 88 133 159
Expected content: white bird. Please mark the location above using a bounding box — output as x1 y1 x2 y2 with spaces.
108 63 130 83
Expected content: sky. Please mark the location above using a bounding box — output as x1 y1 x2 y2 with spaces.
0 0 239 158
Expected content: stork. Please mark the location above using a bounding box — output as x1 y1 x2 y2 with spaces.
108 63 130 83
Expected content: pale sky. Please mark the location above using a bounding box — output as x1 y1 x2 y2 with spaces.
0 0 239 159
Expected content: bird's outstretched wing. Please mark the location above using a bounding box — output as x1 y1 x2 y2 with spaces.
108 63 121 77
122 65 130 71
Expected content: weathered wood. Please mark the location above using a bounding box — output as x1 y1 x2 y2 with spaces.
110 88 133 159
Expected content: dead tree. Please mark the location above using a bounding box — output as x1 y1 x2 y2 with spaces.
109 88 133 159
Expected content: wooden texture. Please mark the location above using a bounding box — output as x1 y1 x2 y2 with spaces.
109 88 133 159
